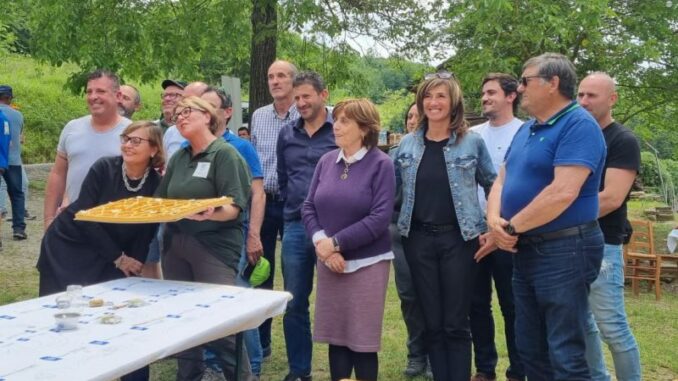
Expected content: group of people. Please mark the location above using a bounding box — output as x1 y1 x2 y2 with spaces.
32 51 642 381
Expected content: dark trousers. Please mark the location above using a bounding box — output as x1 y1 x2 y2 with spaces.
470 249 524 380
2 165 25 231
258 197 284 351
403 227 477 381
162 232 253 381
390 224 427 362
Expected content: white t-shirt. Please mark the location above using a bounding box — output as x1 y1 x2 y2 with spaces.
57 115 130 203
162 125 186 159
471 117 523 210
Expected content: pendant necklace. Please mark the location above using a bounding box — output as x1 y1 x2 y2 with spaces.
122 163 150 192
340 160 352 180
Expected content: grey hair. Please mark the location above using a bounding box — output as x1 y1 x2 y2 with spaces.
524 53 577 99
272 60 298 79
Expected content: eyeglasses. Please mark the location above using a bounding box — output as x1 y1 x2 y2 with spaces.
173 107 204 122
424 71 455 80
120 134 151 146
519 75 546 87
161 92 182 100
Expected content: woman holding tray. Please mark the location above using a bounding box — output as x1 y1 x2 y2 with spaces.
154 95 252 381
37 121 164 296
37 120 164 381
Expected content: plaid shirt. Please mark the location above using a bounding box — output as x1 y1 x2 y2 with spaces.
250 103 299 194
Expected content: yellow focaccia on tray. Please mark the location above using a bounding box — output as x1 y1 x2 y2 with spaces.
74 196 233 224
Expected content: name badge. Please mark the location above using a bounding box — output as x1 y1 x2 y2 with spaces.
193 162 210 178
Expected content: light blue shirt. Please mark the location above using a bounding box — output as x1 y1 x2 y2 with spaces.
0 104 23 165
250 103 299 194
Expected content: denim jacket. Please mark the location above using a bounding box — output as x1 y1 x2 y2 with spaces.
393 127 496 240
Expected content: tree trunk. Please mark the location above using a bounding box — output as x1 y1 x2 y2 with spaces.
249 0 277 112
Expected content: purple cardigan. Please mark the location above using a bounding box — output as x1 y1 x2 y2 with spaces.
302 147 395 261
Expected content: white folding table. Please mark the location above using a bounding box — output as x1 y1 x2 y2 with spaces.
0 278 291 381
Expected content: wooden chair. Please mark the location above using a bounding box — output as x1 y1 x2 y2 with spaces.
624 219 662 300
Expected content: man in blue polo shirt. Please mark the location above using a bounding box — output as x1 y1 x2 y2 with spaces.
485 53 606 380
277 71 336 381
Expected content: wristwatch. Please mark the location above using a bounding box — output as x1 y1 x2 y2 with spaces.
332 237 341 252
504 221 518 236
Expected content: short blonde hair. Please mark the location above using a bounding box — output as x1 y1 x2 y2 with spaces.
122 121 165 168
332 98 381 148
175 96 220 134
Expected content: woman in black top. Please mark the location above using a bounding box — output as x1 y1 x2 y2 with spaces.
37 121 164 295
394 73 496 381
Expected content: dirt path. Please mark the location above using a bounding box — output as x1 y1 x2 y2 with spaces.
1 164 52 302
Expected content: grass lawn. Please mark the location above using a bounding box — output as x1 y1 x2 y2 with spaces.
1 172 676 380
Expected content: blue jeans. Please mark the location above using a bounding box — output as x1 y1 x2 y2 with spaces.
513 224 603 381
585 244 641 381
0 166 28 211
281 219 315 376
235 220 263 376
145 225 163 263
470 249 524 380
258 197 284 351
1 166 26 231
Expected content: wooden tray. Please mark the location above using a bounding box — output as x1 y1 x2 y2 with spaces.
74 196 233 223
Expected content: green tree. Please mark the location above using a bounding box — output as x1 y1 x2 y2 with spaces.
21 0 435 111
27 0 251 91
436 0 677 149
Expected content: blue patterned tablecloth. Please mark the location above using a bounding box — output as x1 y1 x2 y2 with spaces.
0 278 291 381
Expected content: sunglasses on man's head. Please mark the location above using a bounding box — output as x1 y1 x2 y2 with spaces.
424 71 455 80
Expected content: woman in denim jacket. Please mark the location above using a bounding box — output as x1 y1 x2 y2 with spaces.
393 72 496 381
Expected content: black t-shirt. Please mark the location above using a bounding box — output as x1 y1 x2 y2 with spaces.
412 136 458 225
599 122 640 244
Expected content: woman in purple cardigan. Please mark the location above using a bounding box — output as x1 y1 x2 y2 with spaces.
302 98 395 381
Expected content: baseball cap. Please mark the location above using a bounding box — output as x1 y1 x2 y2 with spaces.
161 79 187 90
0 85 13 97
240 257 271 287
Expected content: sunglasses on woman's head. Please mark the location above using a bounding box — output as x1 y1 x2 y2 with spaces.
424 71 455 80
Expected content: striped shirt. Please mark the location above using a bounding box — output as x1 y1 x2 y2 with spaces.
250 103 299 194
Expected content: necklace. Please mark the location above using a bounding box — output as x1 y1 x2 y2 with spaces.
340 160 352 180
122 163 150 192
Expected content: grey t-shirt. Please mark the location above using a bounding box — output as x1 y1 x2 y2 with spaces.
57 115 130 203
